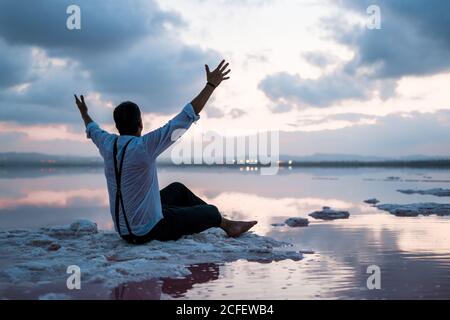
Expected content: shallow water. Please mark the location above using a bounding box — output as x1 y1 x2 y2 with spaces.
1 166 450 299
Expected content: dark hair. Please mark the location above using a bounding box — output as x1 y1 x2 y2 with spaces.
113 101 141 135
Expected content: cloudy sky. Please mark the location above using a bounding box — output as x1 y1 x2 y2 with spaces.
0 0 449 157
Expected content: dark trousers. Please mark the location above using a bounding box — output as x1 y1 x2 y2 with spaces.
122 182 222 244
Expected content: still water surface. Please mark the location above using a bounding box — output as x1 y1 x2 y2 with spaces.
1 166 449 299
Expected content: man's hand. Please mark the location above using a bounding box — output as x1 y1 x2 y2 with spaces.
191 59 231 115
74 94 88 114
205 60 231 88
74 94 93 127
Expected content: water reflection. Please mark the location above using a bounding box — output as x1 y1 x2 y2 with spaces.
0 188 107 209
1 167 450 299
112 263 220 300
0 170 111 230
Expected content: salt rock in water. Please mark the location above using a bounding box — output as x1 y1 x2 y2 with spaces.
376 203 450 217
309 207 350 220
397 188 450 197
40 219 98 238
364 198 380 205
284 217 309 227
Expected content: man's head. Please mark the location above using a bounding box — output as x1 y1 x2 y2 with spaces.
113 101 143 136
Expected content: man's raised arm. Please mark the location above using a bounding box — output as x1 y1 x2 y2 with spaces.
74 94 113 157
74 94 93 127
190 59 231 115
143 59 231 159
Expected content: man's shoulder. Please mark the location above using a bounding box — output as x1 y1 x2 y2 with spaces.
125 137 154 160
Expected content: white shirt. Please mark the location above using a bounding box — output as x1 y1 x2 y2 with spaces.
86 103 200 236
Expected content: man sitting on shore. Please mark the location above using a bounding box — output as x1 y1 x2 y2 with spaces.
74 60 257 244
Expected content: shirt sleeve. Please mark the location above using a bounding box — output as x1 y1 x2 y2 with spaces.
86 122 115 157
142 103 200 159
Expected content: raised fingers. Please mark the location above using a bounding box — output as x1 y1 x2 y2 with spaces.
216 59 225 71
220 62 229 72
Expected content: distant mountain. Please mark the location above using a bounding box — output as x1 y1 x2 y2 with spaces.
0 152 102 166
280 153 450 162
396 154 450 161
281 154 388 162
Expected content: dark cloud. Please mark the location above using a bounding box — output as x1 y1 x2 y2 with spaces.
260 0 450 109
0 58 96 124
339 0 450 79
0 40 32 89
81 39 217 114
259 71 395 108
0 0 178 52
259 71 364 108
0 0 217 124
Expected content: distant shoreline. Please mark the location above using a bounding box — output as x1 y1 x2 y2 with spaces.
1 160 450 169
279 160 450 168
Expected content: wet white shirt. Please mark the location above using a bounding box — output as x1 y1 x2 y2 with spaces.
86 103 199 236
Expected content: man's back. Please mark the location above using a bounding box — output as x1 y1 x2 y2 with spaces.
86 103 200 236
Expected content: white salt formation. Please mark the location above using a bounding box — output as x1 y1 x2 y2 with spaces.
397 188 450 197
0 220 302 290
377 203 450 217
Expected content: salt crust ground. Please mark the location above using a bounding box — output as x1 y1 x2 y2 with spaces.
0 220 302 290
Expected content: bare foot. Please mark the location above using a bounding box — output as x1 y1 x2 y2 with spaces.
222 220 258 238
